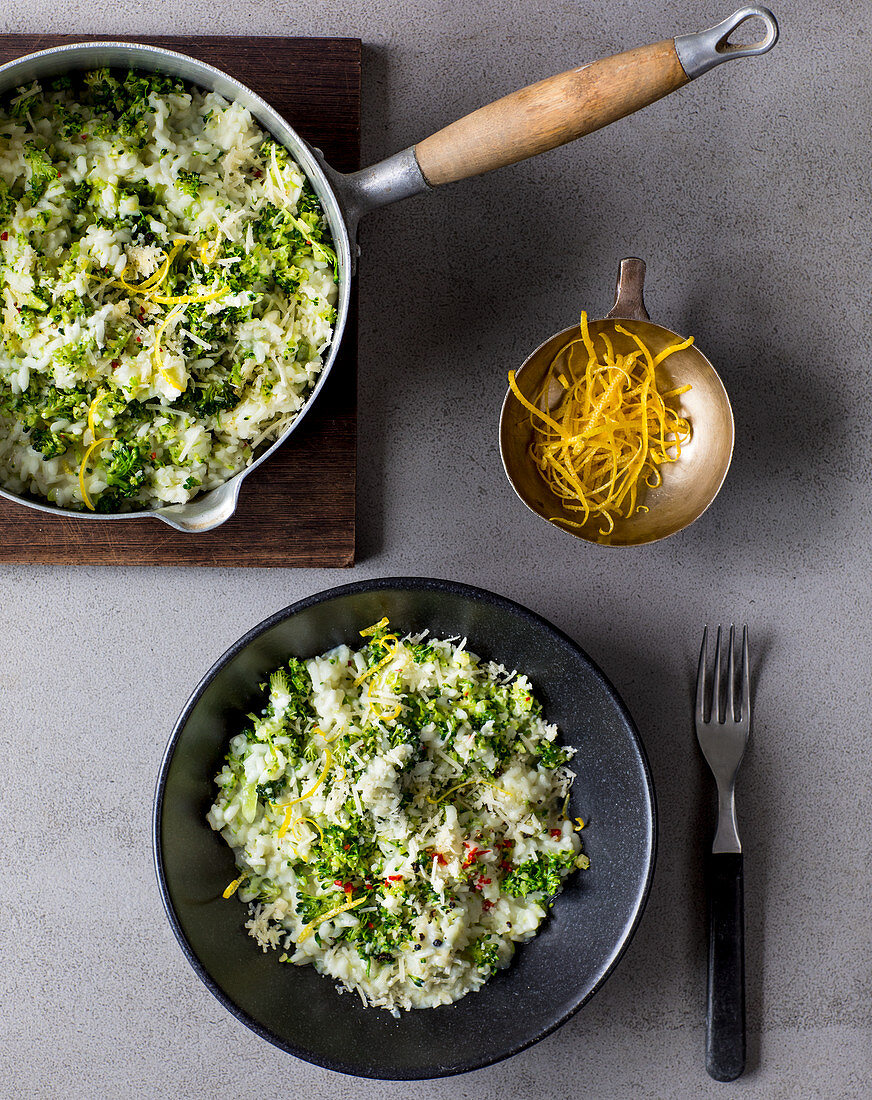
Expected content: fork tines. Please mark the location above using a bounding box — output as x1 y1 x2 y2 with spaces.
696 625 750 725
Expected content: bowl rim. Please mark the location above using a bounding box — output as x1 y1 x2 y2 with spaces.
152 576 658 1078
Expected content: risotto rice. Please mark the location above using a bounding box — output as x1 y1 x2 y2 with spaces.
207 618 588 1014
0 69 337 511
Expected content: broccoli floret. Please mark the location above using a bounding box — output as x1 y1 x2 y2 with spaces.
178 378 238 417
297 182 321 217
0 178 14 222
95 491 124 514
535 740 568 769
28 427 68 458
83 69 122 110
269 668 291 696
104 440 147 498
286 657 310 693
69 180 93 214
468 936 500 975
255 778 287 801
24 146 55 202
410 642 437 663
176 169 201 198
503 851 576 901
30 383 91 424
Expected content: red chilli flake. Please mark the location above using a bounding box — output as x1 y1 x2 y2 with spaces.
550 829 562 839
386 874 404 882
434 853 447 866
0 232 7 241
481 900 494 912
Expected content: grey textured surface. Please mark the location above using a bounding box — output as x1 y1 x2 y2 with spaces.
1 1 870 1098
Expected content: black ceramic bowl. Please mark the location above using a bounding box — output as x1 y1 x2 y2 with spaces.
153 578 656 1079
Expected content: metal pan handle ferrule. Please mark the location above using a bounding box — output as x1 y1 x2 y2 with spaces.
675 7 779 80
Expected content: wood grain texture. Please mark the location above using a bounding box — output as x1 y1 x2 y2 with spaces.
0 35 360 567
415 39 687 187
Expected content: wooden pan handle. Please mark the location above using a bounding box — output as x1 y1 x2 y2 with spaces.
414 39 688 187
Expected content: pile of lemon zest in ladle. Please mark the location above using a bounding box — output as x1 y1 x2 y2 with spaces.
222 875 247 899
276 748 333 838
78 437 110 511
509 311 693 538
297 894 368 943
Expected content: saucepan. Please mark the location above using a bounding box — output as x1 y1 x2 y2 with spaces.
0 7 777 531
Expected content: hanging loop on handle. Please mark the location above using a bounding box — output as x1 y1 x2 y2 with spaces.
674 7 779 80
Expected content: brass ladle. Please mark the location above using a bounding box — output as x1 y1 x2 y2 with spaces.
499 258 735 546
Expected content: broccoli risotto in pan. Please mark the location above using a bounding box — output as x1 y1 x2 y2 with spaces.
0 69 337 512
208 618 589 1014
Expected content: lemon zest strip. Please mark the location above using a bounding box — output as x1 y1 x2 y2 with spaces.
359 617 390 637
222 875 246 899
426 778 479 806
298 816 324 844
149 285 229 306
276 748 333 837
297 895 368 942
151 303 186 391
78 437 110 511
87 390 106 440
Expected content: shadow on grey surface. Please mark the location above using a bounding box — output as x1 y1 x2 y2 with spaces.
355 42 392 562
680 276 848 567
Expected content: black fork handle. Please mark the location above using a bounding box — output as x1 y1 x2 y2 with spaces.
706 852 746 1081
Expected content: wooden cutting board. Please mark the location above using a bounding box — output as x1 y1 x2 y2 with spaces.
0 35 359 567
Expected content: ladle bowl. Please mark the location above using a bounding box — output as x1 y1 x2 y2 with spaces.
499 258 735 546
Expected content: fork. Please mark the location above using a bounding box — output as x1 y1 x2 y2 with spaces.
695 625 751 1082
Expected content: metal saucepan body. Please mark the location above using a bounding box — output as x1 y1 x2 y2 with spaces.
0 10 775 531
0 42 370 532
500 258 735 546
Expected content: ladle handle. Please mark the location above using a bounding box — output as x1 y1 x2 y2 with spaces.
607 257 650 322
414 8 778 187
